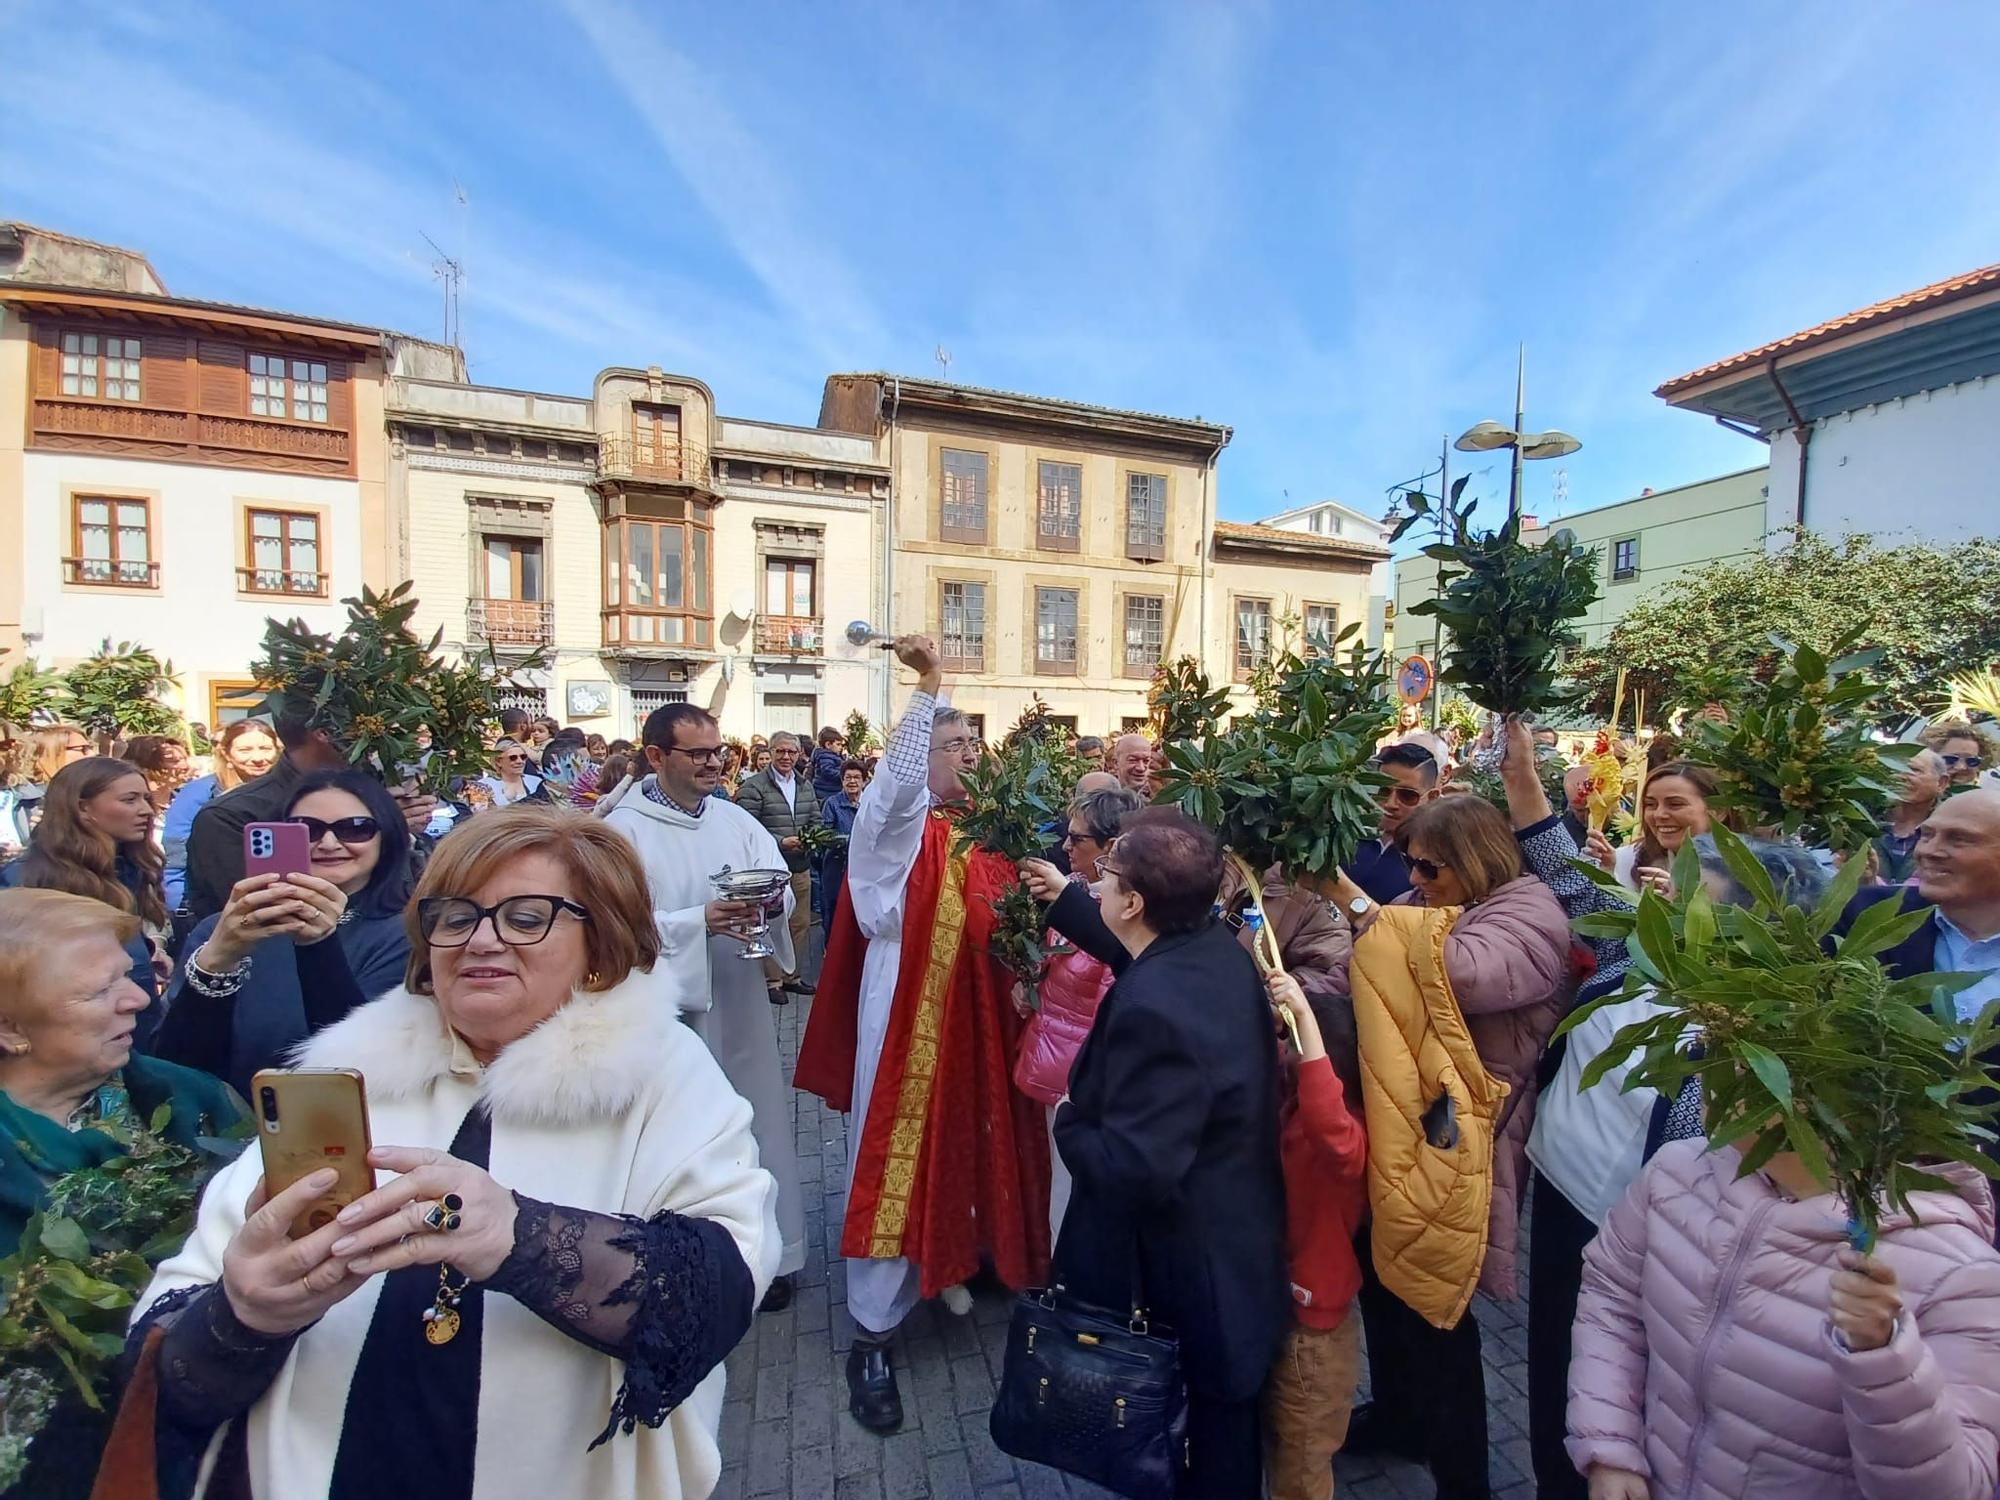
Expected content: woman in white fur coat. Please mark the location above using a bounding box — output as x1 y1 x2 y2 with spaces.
124 804 779 1500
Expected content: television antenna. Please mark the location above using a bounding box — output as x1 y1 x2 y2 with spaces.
934 344 952 378
422 231 464 351
1552 466 1570 515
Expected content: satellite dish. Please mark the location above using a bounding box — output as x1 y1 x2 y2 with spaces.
726 592 755 621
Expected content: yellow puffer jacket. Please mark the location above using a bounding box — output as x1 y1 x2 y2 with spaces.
1349 905 1509 1329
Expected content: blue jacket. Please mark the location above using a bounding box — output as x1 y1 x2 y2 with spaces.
161 773 223 910
810 746 846 801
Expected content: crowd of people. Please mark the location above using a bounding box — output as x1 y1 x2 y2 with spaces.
1 656 1998 1500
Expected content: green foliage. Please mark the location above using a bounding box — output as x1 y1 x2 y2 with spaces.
1002 695 1086 790
1437 695 1480 742
253 583 548 795
60 641 183 739
1148 656 1232 744
1555 824 1999 1248
1687 627 1913 853
1454 750 1568 815
0 1106 247 1486
841 709 879 756
0 650 64 732
957 718 1076 1009
1569 530 2000 723
1156 643 1394 882
1395 478 1601 715
798 820 847 857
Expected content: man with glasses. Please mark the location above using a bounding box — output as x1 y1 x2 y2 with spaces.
602 702 808 1311
796 636 1052 1436
735 731 820 1005
1349 741 1441 904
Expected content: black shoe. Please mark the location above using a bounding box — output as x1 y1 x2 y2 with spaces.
758 1275 794 1313
784 977 817 996
768 987 790 1007
1342 1401 1423 1461
845 1338 903 1433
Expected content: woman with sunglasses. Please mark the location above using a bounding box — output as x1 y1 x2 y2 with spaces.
476 738 551 808
126 804 776 1500
4 722 94 846
154 770 413 1095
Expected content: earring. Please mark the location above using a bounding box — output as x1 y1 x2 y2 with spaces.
6 1041 29 1057
584 971 602 988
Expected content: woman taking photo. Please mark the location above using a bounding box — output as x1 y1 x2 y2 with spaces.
154 770 415 1096
126 804 778 1500
1318 793 1572 1500
0 756 170 1047
163 720 281 909
0 889 243 1500
1050 810 1289 1497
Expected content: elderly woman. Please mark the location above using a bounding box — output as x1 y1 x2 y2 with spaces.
1049 810 1290 1497
128 804 778 1500
154 770 415 1097
163 720 281 909
1317 792 1573 1500
0 888 242 1500
5 721 93 845
0 756 170 1046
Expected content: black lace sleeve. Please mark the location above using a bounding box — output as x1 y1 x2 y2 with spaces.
136 1283 304 1429
484 1192 755 1448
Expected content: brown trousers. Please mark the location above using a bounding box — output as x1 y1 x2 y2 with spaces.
1262 1314 1364 1500
763 869 812 986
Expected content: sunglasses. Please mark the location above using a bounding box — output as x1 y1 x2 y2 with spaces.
418 894 592 948
1940 753 1984 768
288 815 381 845
1378 785 1427 807
1407 855 1450 881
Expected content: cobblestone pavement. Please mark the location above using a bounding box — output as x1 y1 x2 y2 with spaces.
713 960 1538 1500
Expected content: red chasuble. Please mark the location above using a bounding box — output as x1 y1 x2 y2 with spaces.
796 810 1051 1297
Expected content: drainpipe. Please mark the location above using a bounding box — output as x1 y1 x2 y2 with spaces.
880 377 901 725
1198 430 1224 679
1766 356 1811 530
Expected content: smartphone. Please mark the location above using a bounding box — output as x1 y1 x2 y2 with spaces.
251 1068 375 1238
245 821 313 881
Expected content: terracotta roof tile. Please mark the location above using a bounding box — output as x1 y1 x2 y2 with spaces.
1211 519 1389 561
1657 262 2000 395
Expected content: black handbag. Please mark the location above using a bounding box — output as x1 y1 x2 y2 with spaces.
989 1282 1188 1500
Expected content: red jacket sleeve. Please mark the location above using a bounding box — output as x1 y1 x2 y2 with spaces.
1293 1055 1366 1182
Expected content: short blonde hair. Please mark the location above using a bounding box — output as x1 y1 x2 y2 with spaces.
403 803 661 995
0 889 141 1024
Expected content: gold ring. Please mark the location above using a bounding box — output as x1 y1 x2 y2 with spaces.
421 1194 464 1234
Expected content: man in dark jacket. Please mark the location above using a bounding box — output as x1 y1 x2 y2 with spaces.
733 731 820 1003
1051 811 1288 1497
1350 741 1438 904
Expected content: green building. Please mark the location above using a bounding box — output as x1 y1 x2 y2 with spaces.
1390 467 1770 668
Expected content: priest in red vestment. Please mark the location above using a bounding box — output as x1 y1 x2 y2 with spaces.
795 634 1051 1433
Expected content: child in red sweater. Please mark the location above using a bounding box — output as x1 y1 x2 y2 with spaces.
1262 971 1370 1500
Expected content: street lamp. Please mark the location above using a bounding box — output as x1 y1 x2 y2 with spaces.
1455 346 1580 521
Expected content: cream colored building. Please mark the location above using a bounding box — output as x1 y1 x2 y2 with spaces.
388 366 888 742
1207 521 1391 710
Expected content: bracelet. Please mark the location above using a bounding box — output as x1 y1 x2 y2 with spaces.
184 951 252 997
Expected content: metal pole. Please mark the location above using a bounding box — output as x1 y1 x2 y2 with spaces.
1431 433 1446 729
1508 343 1526 522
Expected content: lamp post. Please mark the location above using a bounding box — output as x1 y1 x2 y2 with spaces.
1454 346 1581 521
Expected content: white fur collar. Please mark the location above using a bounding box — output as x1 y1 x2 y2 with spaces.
292 967 681 1127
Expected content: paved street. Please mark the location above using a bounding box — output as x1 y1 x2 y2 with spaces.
711 976 1539 1500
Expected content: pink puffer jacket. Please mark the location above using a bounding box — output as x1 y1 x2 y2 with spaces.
1569 1139 2000 1500
1014 930 1114 1107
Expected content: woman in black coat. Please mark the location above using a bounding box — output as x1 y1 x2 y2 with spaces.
1050 811 1290 1498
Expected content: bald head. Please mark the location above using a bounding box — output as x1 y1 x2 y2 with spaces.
1111 734 1157 793
1914 789 2000 930
1075 769 1122 797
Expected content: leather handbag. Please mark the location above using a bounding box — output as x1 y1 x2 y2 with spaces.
989 1283 1188 1500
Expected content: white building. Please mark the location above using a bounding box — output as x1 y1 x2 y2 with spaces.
1658 261 2000 546
1253 497 1394 647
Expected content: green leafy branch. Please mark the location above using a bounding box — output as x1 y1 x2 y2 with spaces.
60 641 184 740
1554 823 2000 1249
957 705 1077 1009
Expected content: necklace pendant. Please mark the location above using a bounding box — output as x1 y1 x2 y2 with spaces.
424 1306 462 1345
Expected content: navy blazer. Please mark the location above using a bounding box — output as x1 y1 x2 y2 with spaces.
1838 884 1940 978
1350 836 1413 905
1052 919 1290 1403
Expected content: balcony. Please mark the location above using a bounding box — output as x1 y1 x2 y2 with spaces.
755 616 823 655
597 436 713 488
238 566 331 599
469 597 555 649
63 557 158 588
601 607 712 655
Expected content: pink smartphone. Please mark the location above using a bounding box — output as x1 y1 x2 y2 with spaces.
244 821 312 880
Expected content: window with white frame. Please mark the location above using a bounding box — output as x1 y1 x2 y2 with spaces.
941 580 987 670
1235 597 1272 676
249 354 330 422
1126 472 1166 561
1123 594 1164 673
1035 586 1080 673
1303 603 1339 655
61 332 142 401
1036 461 1083 550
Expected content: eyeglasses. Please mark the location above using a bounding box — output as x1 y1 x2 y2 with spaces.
418 894 592 948
289 815 380 845
1407 855 1450 881
932 737 977 755
666 745 725 765
1095 859 1125 883
1940 753 1985 769
1061 829 1101 847
1378 785 1427 807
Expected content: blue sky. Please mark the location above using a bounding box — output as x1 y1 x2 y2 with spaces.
5 0 1999 536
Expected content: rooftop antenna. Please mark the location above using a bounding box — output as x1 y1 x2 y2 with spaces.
1552 466 1570 515
422 227 464 353
934 344 951 378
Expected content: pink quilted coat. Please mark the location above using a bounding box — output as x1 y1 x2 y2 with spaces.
1013 931 1113 1107
1342 872 1572 1298
1569 1138 2000 1500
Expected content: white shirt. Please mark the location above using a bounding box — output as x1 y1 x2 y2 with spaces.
772 768 797 812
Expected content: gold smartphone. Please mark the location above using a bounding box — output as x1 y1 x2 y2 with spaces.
250 1067 375 1239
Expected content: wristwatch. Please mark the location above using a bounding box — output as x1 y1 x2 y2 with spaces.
1347 894 1372 918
